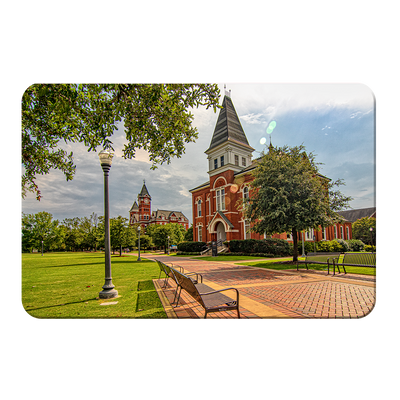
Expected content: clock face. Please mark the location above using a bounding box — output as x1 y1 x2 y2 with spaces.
144 198 149 204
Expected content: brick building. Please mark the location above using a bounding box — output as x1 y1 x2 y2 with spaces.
189 93 352 244
129 181 189 231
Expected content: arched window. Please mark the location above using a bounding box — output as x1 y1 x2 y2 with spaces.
197 200 202 217
243 186 249 200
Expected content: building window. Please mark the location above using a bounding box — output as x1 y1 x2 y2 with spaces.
346 226 350 240
244 220 251 239
197 200 202 217
306 228 314 240
322 227 326 240
242 157 246 167
334 225 338 239
286 232 293 241
216 188 225 211
214 159 218 169
198 226 203 242
235 155 239 166
340 226 344 239
220 155 224 167
243 186 249 200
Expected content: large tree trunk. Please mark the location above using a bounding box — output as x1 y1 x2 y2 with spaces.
292 227 298 262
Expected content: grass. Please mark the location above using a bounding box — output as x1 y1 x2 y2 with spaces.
22 252 167 319
238 255 376 276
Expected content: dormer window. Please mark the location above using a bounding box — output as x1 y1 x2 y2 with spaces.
220 155 224 167
235 155 239 166
242 157 246 167
214 159 218 169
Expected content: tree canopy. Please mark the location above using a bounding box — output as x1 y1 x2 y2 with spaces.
244 144 352 261
22 83 221 200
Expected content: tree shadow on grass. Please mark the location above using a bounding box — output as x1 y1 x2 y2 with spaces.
24 297 98 311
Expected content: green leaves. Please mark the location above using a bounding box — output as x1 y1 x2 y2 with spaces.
22 83 221 200
246 144 352 238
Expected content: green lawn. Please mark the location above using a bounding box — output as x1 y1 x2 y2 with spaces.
238 256 376 276
22 252 167 319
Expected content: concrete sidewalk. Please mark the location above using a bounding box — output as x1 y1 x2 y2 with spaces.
149 255 376 319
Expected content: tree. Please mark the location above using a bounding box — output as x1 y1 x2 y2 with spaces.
352 217 376 245
184 225 194 241
244 145 352 262
22 211 63 252
146 223 186 253
22 84 221 200
109 216 136 256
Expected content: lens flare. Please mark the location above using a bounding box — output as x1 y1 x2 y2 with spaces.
260 137 267 145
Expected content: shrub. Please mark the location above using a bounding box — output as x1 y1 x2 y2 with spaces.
177 241 206 253
364 245 376 252
334 239 350 252
228 238 291 256
346 239 365 252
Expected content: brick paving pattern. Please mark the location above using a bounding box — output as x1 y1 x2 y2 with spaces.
151 255 376 319
241 281 375 318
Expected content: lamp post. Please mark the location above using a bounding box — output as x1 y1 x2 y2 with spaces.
301 231 305 257
41 240 44 256
167 236 170 255
137 225 141 261
98 150 118 299
369 227 374 251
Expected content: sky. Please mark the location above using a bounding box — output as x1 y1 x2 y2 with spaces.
21 83 375 226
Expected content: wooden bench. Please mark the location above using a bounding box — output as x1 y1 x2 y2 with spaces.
297 252 341 275
333 252 376 274
170 266 240 319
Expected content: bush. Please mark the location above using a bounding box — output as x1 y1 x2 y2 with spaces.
364 245 376 252
346 239 365 252
334 239 350 252
177 241 206 253
227 238 291 256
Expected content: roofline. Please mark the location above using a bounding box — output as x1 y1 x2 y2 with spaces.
189 181 210 193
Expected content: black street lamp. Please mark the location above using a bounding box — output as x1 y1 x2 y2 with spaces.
369 227 374 251
137 225 141 261
98 150 118 299
41 240 44 256
167 235 170 255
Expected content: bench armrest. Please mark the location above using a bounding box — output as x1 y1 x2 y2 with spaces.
200 287 239 302
185 272 203 283
170 263 184 273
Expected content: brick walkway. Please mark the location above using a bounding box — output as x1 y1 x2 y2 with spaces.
150 255 376 319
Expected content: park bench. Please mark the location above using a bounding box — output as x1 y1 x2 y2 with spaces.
333 252 376 274
297 252 341 275
170 266 240 318
156 260 202 306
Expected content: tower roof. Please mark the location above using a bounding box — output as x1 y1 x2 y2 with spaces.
138 181 151 198
206 95 253 153
130 201 139 211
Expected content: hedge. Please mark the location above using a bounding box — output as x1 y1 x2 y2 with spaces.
296 239 366 254
177 241 206 253
227 238 291 256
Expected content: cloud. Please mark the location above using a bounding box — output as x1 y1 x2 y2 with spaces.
240 112 265 125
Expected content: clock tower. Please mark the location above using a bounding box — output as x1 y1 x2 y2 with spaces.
137 180 151 228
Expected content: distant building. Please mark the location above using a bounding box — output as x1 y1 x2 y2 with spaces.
190 93 353 244
129 181 189 231
338 207 376 223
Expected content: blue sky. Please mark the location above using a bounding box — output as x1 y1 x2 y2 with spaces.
21 83 375 225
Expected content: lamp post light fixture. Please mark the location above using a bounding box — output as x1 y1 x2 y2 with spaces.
137 225 141 261
41 240 44 256
167 236 170 255
98 150 118 299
